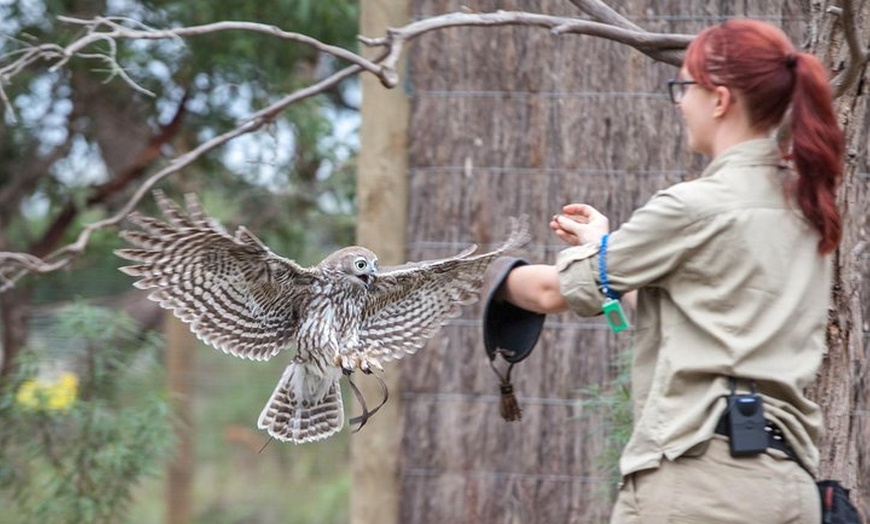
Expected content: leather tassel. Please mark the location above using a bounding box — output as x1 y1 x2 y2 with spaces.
499 381 522 421
490 358 522 421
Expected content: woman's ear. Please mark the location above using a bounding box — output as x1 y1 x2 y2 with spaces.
712 85 733 118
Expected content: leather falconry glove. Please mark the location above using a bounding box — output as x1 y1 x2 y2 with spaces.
481 257 546 421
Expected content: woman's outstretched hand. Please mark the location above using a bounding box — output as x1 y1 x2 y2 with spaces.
549 203 610 246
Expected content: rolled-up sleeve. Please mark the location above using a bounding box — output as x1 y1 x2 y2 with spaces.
556 188 700 318
557 244 603 316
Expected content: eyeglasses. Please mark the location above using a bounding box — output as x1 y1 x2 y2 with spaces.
667 79 697 104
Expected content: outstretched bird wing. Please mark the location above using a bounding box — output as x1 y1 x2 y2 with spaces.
356 217 529 362
115 191 320 361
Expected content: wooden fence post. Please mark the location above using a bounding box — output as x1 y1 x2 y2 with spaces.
352 1 410 523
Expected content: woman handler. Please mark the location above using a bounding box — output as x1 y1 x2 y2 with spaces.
494 19 843 523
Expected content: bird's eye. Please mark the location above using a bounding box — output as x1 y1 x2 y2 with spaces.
354 259 368 271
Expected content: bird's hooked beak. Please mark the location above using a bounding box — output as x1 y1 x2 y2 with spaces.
359 269 377 289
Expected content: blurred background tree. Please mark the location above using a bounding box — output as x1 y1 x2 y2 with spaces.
0 1 359 522
0 0 359 377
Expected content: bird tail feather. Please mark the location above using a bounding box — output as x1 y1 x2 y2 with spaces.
257 362 343 443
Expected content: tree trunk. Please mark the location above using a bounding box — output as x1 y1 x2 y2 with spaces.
804 0 870 513
0 288 30 380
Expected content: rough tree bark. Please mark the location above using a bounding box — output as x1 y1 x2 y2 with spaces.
804 0 870 514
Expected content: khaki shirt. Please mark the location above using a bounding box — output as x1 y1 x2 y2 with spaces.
557 138 830 478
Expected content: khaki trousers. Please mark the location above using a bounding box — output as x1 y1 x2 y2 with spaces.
610 436 820 524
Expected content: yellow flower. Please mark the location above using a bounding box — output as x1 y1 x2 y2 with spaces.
16 372 79 412
15 380 41 409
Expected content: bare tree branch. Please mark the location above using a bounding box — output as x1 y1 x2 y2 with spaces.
56 16 388 84
359 10 693 84
0 9 696 292
1 11 692 96
568 0 685 66
0 252 66 294
828 0 870 97
0 16 386 98
569 0 643 30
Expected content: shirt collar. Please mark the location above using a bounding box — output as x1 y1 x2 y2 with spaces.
699 138 785 178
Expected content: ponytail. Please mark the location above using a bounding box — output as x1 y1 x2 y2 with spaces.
789 52 844 254
685 20 844 254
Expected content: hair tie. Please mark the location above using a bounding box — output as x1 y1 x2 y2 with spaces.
785 53 798 69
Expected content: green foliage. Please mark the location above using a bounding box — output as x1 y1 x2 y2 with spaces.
576 349 633 496
0 302 173 524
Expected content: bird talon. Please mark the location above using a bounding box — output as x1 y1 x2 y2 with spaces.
371 360 384 372
336 353 384 375
334 353 357 374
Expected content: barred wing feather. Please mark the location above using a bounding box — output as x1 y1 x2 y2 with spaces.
115 191 318 361
357 217 529 362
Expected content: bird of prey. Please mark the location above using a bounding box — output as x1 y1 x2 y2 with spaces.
116 191 527 443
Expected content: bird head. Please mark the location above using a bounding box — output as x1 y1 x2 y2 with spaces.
349 253 378 288
320 247 378 289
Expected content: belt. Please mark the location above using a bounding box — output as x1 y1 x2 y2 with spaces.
714 416 796 458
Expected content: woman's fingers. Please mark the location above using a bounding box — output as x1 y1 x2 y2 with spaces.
551 204 610 246
550 215 580 245
562 203 608 223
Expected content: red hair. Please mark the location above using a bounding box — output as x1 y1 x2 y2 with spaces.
684 19 844 254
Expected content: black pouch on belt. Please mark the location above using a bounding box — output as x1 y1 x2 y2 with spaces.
724 379 768 457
